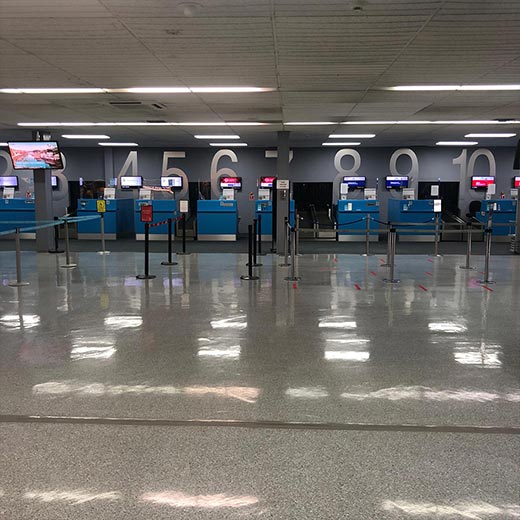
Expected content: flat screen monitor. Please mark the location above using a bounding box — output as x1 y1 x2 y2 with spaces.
120 176 143 190
51 175 58 189
385 176 409 189
8 141 63 170
514 176 520 188
259 176 276 188
160 176 182 188
342 176 366 189
471 176 495 189
219 176 242 190
0 176 19 189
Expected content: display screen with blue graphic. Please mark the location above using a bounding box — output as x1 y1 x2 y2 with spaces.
160 176 182 188
386 176 409 189
0 176 19 189
8 141 63 170
121 176 143 189
342 176 366 188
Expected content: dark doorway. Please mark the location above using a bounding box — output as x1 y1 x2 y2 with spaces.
188 181 211 215
418 181 460 219
68 180 81 214
293 182 334 230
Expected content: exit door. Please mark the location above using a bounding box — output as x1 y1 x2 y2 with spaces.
418 182 460 219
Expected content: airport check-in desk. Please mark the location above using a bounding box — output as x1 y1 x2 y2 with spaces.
337 200 380 242
255 200 295 241
77 198 134 239
387 199 436 242
197 200 238 241
0 198 36 238
134 200 177 240
475 199 518 241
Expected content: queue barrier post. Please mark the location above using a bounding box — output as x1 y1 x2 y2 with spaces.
9 228 30 287
279 218 291 267
284 225 301 282
361 216 372 257
177 214 191 256
97 213 110 255
459 223 476 270
136 223 156 280
161 218 178 266
257 214 264 256
383 228 400 284
241 224 259 281
61 218 77 269
295 212 302 256
433 214 441 257
48 216 64 254
478 227 495 285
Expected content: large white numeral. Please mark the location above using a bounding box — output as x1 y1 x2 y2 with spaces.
333 149 361 199
0 151 14 176
162 151 189 198
210 149 238 198
52 153 69 202
390 148 419 180
117 151 138 184
452 148 496 181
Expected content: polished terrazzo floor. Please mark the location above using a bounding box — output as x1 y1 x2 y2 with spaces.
0 250 519 519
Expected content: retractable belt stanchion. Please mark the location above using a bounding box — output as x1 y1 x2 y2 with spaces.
97 213 110 255
284 225 301 282
177 214 190 256
136 223 156 280
295 212 302 256
459 222 476 270
48 216 63 254
251 218 262 266
279 218 291 267
361 216 372 257
161 218 178 266
478 227 495 285
383 228 400 284
61 218 77 269
241 224 259 281
9 228 30 287
257 214 264 256
433 213 441 257
380 223 391 267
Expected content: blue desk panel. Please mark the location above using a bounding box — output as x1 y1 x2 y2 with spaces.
255 200 295 240
337 200 380 242
0 198 36 238
77 198 134 239
197 200 238 241
475 199 517 238
135 200 177 240
387 199 436 241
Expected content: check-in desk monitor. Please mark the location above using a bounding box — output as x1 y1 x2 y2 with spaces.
160 176 182 188
0 176 19 189
343 176 366 189
121 176 143 190
386 176 409 189
471 176 495 189
219 177 242 190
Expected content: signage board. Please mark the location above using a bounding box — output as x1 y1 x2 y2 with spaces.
140 204 153 223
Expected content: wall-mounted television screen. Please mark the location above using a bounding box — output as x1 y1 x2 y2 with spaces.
342 176 366 188
471 176 495 189
120 176 143 189
386 176 409 189
219 176 242 190
8 141 63 170
160 176 182 188
514 176 520 188
0 176 19 189
259 176 276 188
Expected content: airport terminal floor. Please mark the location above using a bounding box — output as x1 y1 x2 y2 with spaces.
0 249 519 519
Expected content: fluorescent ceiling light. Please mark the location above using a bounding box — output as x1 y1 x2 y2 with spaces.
209 143 247 147
285 122 336 125
0 142 7 146
19 121 272 127
98 142 138 147
436 141 478 146
1 88 105 94
329 134 375 138
194 135 239 139
322 142 361 146
465 133 516 138
388 84 520 91
191 87 273 93
122 87 190 93
342 120 520 125
18 122 96 127
62 134 110 139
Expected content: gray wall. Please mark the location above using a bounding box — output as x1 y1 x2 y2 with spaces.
1 146 517 228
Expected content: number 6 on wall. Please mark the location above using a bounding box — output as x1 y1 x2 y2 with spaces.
210 149 238 198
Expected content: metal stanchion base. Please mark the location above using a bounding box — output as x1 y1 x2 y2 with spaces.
8 281 30 287
48 249 64 254
240 275 259 281
279 262 291 267
247 262 263 267
176 252 191 256
383 278 400 284
97 251 111 255
161 261 178 266
284 276 301 281
459 265 476 270
380 263 390 267
61 264 77 269
431 254 443 258
136 274 156 280
477 279 495 285
360 253 374 257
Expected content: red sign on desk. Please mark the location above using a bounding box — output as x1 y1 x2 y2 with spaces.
140 204 153 223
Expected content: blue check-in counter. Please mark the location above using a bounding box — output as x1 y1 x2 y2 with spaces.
0 198 36 239
197 200 238 241
337 200 380 242
387 199 436 242
475 200 517 241
255 200 295 241
134 200 177 240
77 198 134 239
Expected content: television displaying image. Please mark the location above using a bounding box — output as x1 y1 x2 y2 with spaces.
514 176 520 188
342 176 366 189
120 176 143 189
259 176 276 188
386 176 409 189
0 176 19 189
8 141 63 170
471 176 495 189
219 176 242 190
160 176 182 188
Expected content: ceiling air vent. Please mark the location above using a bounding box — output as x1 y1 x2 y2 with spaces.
151 103 167 110
109 101 143 108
